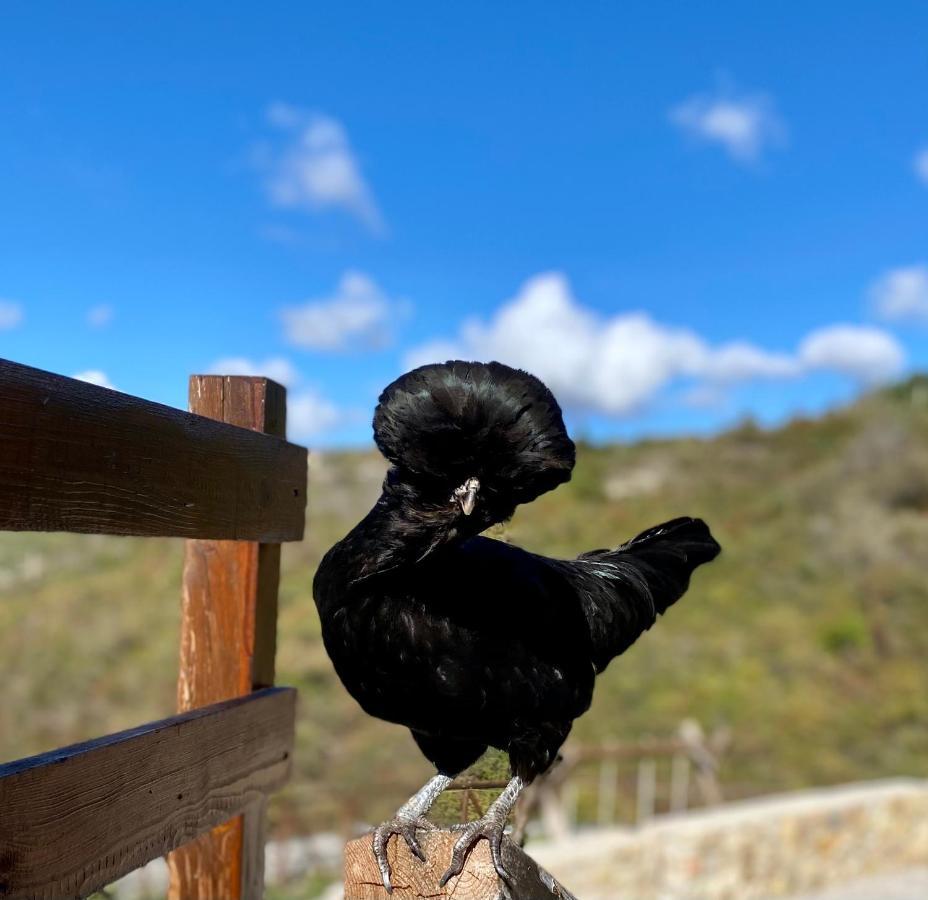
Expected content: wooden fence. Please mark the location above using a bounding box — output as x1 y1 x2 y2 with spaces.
0 359 308 900
447 720 730 843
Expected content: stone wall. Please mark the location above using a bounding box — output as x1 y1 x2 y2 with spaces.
528 779 928 899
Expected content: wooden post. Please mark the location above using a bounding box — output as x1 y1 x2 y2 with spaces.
596 756 618 826
167 376 289 900
679 719 723 807
636 758 656 824
670 753 690 813
562 781 579 833
343 831 577 900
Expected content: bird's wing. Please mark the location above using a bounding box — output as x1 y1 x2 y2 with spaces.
436 535 594 653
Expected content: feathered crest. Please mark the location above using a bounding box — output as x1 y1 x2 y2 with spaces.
373 360 575 507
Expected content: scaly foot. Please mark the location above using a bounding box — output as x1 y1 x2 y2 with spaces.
370 773 452 892
439 813 511 887
439 775 523 887
373 814 438 893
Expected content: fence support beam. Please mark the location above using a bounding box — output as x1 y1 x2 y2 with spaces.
167 376 290 900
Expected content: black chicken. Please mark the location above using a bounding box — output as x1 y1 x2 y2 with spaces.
313 360 720 891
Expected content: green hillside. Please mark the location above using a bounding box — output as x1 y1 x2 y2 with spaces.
3 377 928 836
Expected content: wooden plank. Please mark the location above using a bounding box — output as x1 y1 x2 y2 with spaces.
569 738 689 762
0 688 295 900
167 375 290 900
343 831 578 900
0 359 307 541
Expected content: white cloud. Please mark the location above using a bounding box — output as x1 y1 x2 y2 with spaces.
266 102 304 129
798 325 904 384
74 370 116 390
871 264 928 324
208 356 300 387
87 305 114 328
682 384 728 410
406 272 797 415
260 103 383 233
0 299 23 330
282 271 399 352
405 272 905 417
287 388 346 440
914 148 928 185
670 85 786 163
700 341 800 382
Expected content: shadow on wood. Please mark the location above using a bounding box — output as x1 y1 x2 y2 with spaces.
344 830 577 900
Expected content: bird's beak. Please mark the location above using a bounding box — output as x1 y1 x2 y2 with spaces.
454 476 480 516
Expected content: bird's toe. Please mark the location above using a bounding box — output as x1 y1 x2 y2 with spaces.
401 817 434 861
372 824 396 893
439 825 477 887
372 814 436 891
439 818 511 887
489 830 511 882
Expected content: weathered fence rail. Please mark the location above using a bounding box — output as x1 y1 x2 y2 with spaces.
0 360 308 900
0 360 306 541
0 689 295 897
555 719 730 830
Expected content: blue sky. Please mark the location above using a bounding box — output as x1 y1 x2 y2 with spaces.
2 2 927 446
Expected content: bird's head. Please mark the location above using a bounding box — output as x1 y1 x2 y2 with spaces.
373 360 575 532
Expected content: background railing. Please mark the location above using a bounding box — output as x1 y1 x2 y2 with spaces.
0 360 308 900
444 719 729 844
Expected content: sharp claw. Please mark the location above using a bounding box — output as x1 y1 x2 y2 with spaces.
377 857 394 894
407 830 425 862
445 823 514 886
440 821 508 887
373 831 395 893
373 815 435 890
439 834 469 886
438 866 459 888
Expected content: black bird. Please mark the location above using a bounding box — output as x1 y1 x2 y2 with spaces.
313 360 720 891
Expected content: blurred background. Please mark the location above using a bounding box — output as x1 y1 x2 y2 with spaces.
2 3 928 898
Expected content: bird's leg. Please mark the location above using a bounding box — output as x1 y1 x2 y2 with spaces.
439 775 524 887
373 773 452 893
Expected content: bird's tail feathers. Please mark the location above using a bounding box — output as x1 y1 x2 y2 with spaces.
576 517 720 671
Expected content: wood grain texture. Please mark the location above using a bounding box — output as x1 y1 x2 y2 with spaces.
0 360 307 541
343 831 577 900
167 375 292 900
175 540 281 705
0 688 295 900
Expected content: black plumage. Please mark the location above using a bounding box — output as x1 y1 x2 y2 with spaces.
313 360 720 889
